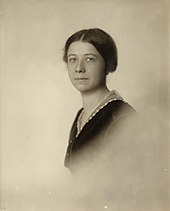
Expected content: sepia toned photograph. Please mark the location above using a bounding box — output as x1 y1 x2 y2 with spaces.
0 0 169 210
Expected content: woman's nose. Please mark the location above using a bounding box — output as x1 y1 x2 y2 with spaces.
75 60 85 73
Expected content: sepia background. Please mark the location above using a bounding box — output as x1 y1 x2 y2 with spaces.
0 0 169 210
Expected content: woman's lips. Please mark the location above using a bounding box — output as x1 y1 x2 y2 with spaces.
74 77 89 80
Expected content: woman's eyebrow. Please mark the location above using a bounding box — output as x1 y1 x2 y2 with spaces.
68 53 97 57
84 53 97 57
67 54 76 57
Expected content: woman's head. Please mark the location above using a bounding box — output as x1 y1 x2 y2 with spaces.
63 28 118 74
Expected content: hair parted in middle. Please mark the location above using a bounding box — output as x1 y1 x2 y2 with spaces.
63 28 118 74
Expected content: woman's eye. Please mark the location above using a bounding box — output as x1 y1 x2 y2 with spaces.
86 57 95 62
68 57 77 63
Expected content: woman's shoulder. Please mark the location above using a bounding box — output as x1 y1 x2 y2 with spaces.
90 90 136 120
102 90 136 122
104 95 137 138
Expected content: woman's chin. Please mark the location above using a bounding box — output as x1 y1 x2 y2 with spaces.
73 84 91 92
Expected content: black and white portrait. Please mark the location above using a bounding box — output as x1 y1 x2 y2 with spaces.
0 1 169 211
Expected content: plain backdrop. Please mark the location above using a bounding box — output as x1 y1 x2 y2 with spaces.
0 0 169 210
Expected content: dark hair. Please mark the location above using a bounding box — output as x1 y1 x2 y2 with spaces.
63 28 118 73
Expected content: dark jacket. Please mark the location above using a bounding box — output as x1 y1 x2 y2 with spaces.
64 91 168 210
64 91 135 173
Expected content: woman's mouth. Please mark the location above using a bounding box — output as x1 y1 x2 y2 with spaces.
74 77 89 81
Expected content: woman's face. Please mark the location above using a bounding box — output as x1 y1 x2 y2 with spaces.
67 41 106 93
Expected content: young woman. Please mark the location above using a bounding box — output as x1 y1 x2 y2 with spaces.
62 28 138 210
62 28 167 211
63 28 135 172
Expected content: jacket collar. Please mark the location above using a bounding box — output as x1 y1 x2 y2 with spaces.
76 90 125 137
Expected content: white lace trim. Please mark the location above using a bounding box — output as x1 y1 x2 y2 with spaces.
76 90 125 137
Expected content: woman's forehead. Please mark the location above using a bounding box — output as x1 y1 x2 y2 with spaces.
67 41 100 56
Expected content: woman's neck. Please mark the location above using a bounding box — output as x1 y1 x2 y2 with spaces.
80 86 110 115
